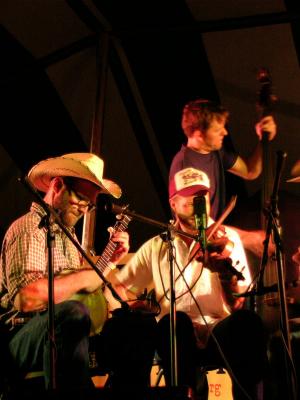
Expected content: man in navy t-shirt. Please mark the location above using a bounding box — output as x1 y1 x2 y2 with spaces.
169 99 277 220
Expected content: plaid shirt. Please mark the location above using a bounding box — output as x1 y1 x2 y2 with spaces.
0 202 83 311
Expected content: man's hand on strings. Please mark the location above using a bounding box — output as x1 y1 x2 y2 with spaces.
205 252 245 283
107 227 130 264
205 253 234 275
207 254 246 310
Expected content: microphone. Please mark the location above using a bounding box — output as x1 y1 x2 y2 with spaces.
193 195 207 251
105 202 127 214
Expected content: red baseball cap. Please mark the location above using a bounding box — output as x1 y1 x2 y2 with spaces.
169 167 210 198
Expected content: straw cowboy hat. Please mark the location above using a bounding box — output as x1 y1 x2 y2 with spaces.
287 159 300 183
27 153 122 198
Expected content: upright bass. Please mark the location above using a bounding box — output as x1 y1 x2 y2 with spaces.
254 67 279 329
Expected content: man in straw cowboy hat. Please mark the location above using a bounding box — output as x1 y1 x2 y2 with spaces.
0 153 157 396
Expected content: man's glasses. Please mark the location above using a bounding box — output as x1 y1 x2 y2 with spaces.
68 189 96 212
63 178 96 212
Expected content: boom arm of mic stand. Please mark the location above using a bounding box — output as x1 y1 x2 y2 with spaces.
108 203 197 242
19 176 128 310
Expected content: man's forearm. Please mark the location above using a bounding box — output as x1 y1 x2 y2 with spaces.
244 141 263 180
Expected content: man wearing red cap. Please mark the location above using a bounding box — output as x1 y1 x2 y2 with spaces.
109 167 268 400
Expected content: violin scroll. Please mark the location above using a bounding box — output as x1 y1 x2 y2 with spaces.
206 254 245 282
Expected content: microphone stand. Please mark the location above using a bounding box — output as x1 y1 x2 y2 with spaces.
108 204 198 388
258 151 296 400
19 176 129 390
238 151 296 400
161 229 178 387
38 212 56 390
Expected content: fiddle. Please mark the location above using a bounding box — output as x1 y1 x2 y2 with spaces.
192 224 245 281
187 194 243 278
191 223 234 261
206 224 234 258
208 255 245 282
205 195 237 258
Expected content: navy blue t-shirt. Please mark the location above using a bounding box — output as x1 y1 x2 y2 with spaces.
169 145 238 220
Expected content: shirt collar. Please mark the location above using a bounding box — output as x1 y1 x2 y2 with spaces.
30 202 75 235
